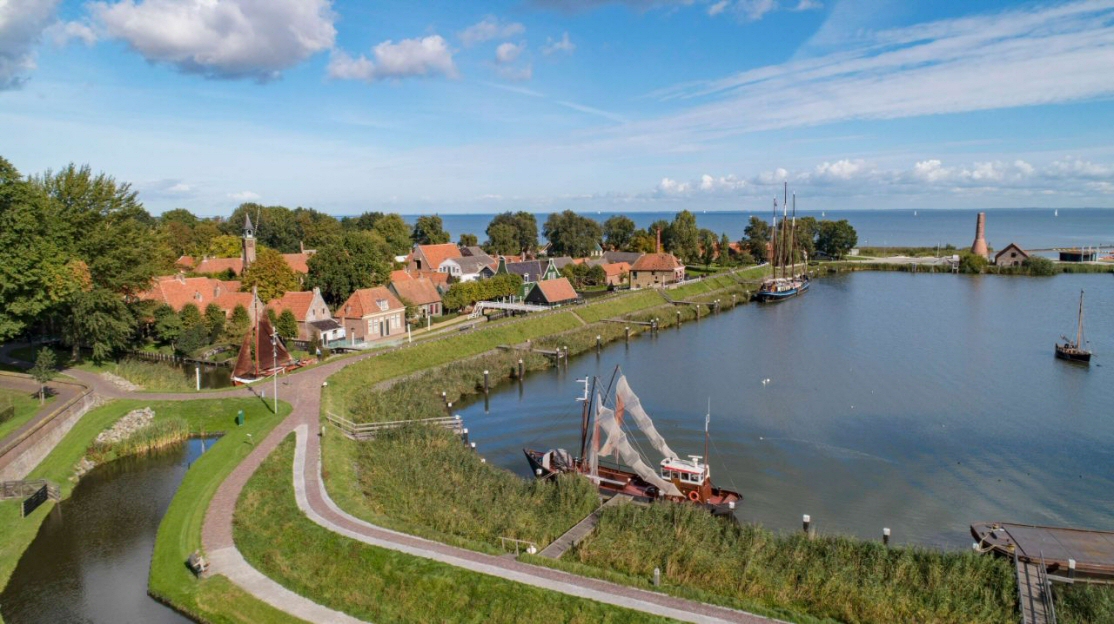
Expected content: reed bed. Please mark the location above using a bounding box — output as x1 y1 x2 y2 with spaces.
574 502 1017 624
111 358 196 392
354 426 599 548
87 418 190 463
1055 583 1114 623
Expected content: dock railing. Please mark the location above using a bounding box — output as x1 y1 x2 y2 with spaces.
325 412 464 441
0 479 61 502
499 536 538 556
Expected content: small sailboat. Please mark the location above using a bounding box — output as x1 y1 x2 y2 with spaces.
231 316 300 384
1055 290 1091 364
1055 209 1060 217
524 370 741 515
914 210 918 217
757 182 810 303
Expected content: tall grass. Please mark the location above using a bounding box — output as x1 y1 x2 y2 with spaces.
87 418 190 463
575 502 1017 624
355 426 599 548
1056 583 1114 623
112 358 196 392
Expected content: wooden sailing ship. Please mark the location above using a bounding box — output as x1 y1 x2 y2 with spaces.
1055 290 1091 364
757 182 810 302
524 369 742 516
231 316 299 385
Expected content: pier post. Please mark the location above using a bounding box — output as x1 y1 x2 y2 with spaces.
518 359 524 379
463 428 469 446
732 294 737 307
676 310 681 326
483 370 489 394
564 346 569 367
625 326 631 343
803 514 811 534
883 528 891 546
446 401 453 416
195 366 200 391
596 335 601 353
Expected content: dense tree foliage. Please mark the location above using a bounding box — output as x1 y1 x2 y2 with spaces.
441 274 522 312
560 263 607 290
485 212 537 255
277 309 299 340
458 233 478 247
816 219 858 259
664 210 700 263
742 216 771 263
30 348 57 404
242 247 301 302
307 230 392 306
411 215 451 245
602 215 636 251
543 210 602 257
371 214 413 256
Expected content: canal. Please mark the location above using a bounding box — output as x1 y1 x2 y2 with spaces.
458 272 1114 549
0 437 216 623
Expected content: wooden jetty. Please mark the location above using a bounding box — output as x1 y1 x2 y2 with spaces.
971 522 1114 583
538 495 627 559
1016 554 1056 624
325 413 465 441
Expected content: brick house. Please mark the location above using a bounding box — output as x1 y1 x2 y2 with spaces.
601 262 631 287
338 287 406 344
629 253 685 289
994 243 1030 268
267 287 344 343
389 277 443 318
408 243 461 272
137 274 264 321
524 277 580 306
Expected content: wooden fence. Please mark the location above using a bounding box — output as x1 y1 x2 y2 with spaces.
325 412 465 441
0 479 61 502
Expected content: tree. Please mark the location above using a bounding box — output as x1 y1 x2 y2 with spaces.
486 212 538 255
629 230 657 254
276 309 299 341
228 304 252 341
62 288 134 362
441 274 521 312
458 233 478 247
180 303 203 329
666 211 700 263
602 215 636 251
485 222 521 256
206 235 243 258
543 211 602 257
241 247 300 302
561 263 607 290
698 229 718 266
372 214 413 256
293 207 343 249
412 215 450 245
743 216 772 263
959 252 988 274
794 216 819 261
306 230 392 306
1022 256 1055 276
718 233 732 266
153 303 182 343
816 219 858 259
204 303 226 343
341 211 383 231
175 324 208 356
30 348 57 405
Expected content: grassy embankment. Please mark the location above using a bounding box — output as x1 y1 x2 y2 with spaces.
10 345 217 392
0 386 54 442
0 398 291 622
86 418 191 464
236 435 675 624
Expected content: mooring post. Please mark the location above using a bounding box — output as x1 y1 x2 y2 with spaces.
462 428 469 445
883 527 891 546
596 335 601 353
564 346 570 367
653 567 661 587
483 370 489 394
803 514 811 534
518 359 524 379
676 310 681 326
625 326 631 343
195 366 200 391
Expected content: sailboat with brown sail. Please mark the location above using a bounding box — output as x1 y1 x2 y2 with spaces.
756 182 810 302
231 315 299 385
524 368 742 516
1055 289 1092 364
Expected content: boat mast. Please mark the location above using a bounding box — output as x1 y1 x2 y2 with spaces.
704 398 710 479
577 376 593 467
791 191 797 277
1077 290 1085 348
771 197 778 279
782 182 789 279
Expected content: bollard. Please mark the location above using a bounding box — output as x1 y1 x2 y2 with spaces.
463 428 469 445
518 359 524 379
596 335 602 353
803 514 811 534
653 567 661 587
483 370 489 394
446 401 453 416
1069 558 1076 580
676 310 681 326
883 528 891 546
625 326 631 342
535 468 543 476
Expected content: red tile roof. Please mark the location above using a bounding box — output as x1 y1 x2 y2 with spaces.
602 262 631 277
391 268 449 287
268 291 316 322
417 244 461 272
176 255 196 269
282 252 312 274
532 277 579 303
390 269 415 282
631 253 683 272
194 257 244 275
339 286 404 319
137 275 246 315
390 278 442 306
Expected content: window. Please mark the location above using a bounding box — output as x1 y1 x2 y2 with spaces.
376 299 389 312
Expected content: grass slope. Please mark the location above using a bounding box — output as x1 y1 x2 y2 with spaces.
236 435 675 624
0 386 53 442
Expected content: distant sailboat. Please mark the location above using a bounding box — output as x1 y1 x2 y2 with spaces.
1055 290 1091 364
914 210 918 217
1055 209 1060 217
821 211 826 217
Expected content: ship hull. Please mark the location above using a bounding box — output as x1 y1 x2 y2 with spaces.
1055 345 1091 363
756 278 810 303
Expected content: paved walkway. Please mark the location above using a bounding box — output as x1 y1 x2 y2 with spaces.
0 375 83 453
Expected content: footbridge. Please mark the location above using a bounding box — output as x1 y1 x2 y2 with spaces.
469 300 549 319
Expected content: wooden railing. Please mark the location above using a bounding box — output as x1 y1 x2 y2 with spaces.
325 412 465 441
0 479 61 502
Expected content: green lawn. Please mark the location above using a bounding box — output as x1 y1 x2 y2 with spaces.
574 290 664 323
236 435 675 624
0 386 54 442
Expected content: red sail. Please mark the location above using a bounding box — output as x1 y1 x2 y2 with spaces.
231 332 255 380
255 316 295 373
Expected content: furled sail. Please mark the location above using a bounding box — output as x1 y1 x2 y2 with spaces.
615 375 678 460
596 397 681 497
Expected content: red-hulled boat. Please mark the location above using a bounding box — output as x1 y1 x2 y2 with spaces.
231 316 301 385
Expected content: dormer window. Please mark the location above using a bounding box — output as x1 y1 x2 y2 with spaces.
376 299 389 311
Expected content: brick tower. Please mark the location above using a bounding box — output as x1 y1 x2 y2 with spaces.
970 212 988 258
242 213 257 270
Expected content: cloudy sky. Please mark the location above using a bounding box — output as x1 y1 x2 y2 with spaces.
2 0 1114 215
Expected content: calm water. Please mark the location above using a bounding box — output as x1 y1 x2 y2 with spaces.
459 272 1114 549
0 437 216 624
408 208 1114 251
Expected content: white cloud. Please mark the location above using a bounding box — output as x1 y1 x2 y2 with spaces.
0 0 61 89
498 64 534 82
707 1 728 16
44 20 97 46
542 32 576 55
169 182 191 192
496 42 524 64
459 16 525 47
328 36 457 83
706 0 822 22
89 0 336 81
228 190 260 201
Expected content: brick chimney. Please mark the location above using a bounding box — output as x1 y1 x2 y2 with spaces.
971 212 988 258
656 228 662 254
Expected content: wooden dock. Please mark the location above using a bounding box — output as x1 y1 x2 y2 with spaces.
971 522 1114 582
324 413 464 441
538 495 627 559
1016 556 1056 624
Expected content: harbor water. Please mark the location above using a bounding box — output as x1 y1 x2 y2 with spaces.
458 272 1114 549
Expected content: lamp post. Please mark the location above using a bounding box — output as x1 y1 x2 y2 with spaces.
271 328 278 414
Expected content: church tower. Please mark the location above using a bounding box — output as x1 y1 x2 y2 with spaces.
242 213 257 270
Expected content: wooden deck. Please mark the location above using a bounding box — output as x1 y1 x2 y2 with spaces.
538 495 627 559
1016 558 1056 624
972 522 1114 581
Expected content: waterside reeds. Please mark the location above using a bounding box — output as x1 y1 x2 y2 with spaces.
112 358 197 392
87 417 190 463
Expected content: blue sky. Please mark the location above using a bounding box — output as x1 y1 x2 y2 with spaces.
2 0 1114 216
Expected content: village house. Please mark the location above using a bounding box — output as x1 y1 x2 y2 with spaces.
389 277 443 318
390 268 450 291
602 262 631 288
994 243 1030 268
438 254 495 282
267 287 344 344
338 287 406 344
408 243 461 272
525 277 580 307
137 274 264 321
177 215 315 277
603 250 644 265
629 253 685 289
491 258 563 297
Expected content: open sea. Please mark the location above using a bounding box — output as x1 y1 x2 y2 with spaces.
400 208 1114 251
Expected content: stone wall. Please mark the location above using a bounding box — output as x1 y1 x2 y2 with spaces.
0 381 98 481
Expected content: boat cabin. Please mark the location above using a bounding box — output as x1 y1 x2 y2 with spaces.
660 456 708 485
